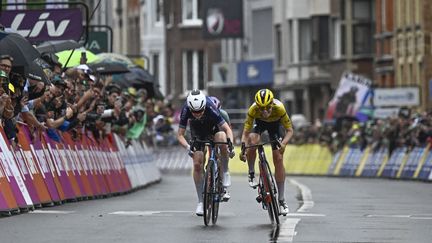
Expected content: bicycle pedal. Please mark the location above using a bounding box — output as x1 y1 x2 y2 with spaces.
256 195 262 203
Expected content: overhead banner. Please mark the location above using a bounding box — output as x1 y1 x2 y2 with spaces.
325 72 372 120
237 59 273 86
374 87 420 107
0 8 83 43
202 0 244 39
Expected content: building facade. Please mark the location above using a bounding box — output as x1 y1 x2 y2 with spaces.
393 0 432 111
141 0 166 96
374 0 394 88
274 0 375 121
164 0 221 103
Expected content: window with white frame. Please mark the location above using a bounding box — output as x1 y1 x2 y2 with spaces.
152 53 159 84
155 0 163 23
299 19 312 61
183 50 205 91
182 0 202 26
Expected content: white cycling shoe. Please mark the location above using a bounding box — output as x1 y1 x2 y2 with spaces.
248 174 258 188
223 172 231 187
222 190 230 202
195 202 204 216
279 200 289 216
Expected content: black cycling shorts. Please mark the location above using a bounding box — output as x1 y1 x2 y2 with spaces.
190 125 220 152
251 119 285 150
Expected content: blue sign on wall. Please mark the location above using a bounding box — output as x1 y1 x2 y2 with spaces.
237 59 273 86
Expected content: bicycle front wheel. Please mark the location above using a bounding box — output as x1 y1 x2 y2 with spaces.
212 173 222 224
203 165 213 226
261 161 280 225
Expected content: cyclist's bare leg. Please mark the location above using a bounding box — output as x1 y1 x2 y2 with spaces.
192 151 205 202
214 131 228 173
246 133 260 174
272 149 286 201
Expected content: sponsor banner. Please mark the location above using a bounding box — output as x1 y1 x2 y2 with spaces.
339 148 363 176
57 145 82 198
0 8 83 43
401 147 426 179
61 133 94 197
373 107 400 119
31 137 62 202
374 87 420 107
80 136 106 196
43 133 76 200
326 72 372 120
0 144 19 211
12 148 40 205
419 150 432 180
202 0 243 39
381 147 407 178
361 147 388 177
18 125 54 204
327 150 342 175
238 59 273 86
0 129 33 208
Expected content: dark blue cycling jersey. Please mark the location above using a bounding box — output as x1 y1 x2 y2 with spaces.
179 97 226 133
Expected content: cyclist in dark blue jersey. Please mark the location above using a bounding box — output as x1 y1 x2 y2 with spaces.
177 89 235 216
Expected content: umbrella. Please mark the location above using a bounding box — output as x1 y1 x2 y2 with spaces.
95 52 135 67
56 49 98 67
112 67 163 99
87 62 130 75
112 66 153 87
0 31 40 67
27 58 50 84
36 40 82 54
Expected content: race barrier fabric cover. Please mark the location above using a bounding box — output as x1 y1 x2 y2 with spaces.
228 144 432 182
0 124 160 214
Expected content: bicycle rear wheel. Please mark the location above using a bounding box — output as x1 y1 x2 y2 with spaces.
203 165 213 226
261 162 280 225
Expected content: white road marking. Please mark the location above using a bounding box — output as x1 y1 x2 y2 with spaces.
278 218 301 242
286 213 326 217
366 214 410 218
109 211 189 216
288 179 314 212
108 210 236 217
410 216 432 220
30 210 75 214
366 214 432 220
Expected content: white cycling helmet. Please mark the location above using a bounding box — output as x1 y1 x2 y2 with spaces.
187 89 206 111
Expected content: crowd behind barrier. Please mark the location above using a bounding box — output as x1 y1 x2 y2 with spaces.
0 123 160 215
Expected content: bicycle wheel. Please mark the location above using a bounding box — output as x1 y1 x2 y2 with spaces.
203 165 213 226
265 161 280 222
261 161 280 225
212 172 222 224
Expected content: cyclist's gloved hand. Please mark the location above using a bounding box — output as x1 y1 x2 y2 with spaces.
186 145 194 158
228 149 235 159
279 141 286 154
239 142 246 162
227 138 235 158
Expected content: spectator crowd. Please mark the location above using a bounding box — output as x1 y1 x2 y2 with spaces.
0 51 177 148
290 111 432 156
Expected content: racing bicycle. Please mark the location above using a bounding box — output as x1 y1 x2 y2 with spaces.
191 138 233 226
241 140 280 225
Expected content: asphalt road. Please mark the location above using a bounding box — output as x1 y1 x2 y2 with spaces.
0 174 431 243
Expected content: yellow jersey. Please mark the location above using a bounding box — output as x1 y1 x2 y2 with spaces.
243 99 293 131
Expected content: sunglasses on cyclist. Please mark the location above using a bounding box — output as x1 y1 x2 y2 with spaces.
191 109 205 114
258 105 272 112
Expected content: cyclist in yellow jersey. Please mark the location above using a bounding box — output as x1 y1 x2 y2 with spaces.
239 89 294 215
